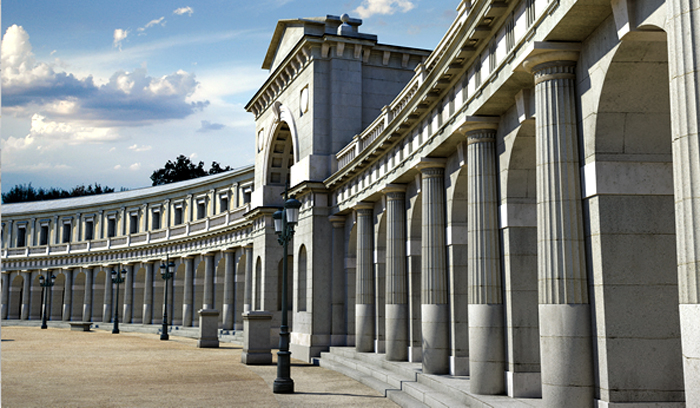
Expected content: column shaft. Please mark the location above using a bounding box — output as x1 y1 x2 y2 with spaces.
123 264 134 323
83 268 93 322
103 268 113 323
330 216 347 346
668 2 700 404
355 204 375 352
62 269 73 321
183 257 195 326
419 161 450 375
467 130 505 394
203 254 215 309
385 187 408 361
243 246 253 313
222 250 235 330
21 271 31 320
1 273 9 319
143 262 154 324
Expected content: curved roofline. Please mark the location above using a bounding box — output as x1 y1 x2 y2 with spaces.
3 164 255 215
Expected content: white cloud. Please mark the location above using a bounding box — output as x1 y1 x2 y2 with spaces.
114 164 122 170
128 144 152 152
129 163 141 171
113 29 128 49
173 6 194 16
354 0 415 18
138 17 166 33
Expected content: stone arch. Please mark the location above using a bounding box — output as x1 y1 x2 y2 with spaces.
172 263 186 325
297 245 307 312
132 267 146 323
71 270 86 321
589 36 682 403
406 190 422 361
9 274 23 319
93 270 107 322
263 102 300 187
254 257 262 310
215 256 226 326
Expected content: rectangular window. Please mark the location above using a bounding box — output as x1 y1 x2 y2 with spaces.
62 223 72 243
17 226 26 247
39 225 49 245
174 207 183 225
107 218 116 238
130 214 138 234
197 202 206 219
243 189 252 205
85 221 94 241
219 197 229 213
152 210 161 230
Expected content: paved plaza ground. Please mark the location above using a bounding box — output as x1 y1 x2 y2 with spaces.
0 326 397 407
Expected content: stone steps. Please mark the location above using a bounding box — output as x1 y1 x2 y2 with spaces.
319 347 543 408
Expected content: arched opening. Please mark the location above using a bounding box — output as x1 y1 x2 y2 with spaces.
193 260 205 326
297 246 307 312
172 264 185 325
266 123 295 186
71 271 86 321
9 275 23 319
407 191 422 361
132 267 145 323
589 37 682 403
254 257 262 310
215 257 226 328
93 270 107 322
51 273 66 320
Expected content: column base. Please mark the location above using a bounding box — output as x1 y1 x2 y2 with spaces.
450 356 469 376
469 304 505 395
595 402 684 408
409 346 422 362
386 303 408 361
330 334 346 346
506 371 541 398
421 304 449 374
539 304 594 408
356 303 374 352
142 304 152 325
680 303 700 407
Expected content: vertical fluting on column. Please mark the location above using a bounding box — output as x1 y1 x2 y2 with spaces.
123 264 134 324
183 257 195 326
355 203 376 352
243 245 253 313
466 128 506 394
222 250 235 330
417 159 450 374
203 253 215 309
21 272 31 320
668 2 700 404
62 268 73 321
143 262 153 325
384 185 409 361
103 267 113 323
329 216 347 346
83 268 93 322
524 50 593 408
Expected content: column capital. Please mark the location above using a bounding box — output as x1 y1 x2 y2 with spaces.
382 183 407 194
354 202 374 211
466 129 497 145
519 41 580 74
328 215 346 228
457 116 499 136
415 157 446 173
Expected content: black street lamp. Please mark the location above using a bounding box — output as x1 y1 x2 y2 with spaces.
159 256 175 341
272 186 301 394
111 267 127 334
39 272 56 330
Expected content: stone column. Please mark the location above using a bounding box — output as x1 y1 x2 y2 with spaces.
383 185 409 361
1 273 9 319
417 159 449 375
143 262 154 325
123 264 134 324
243 245 253 313
103 267 113 323
355 202 375 352
222 249 235 330
203 253 215 309
668 2 700 405
62 268 73 321
21 271 31 320
183 256 195 327
329 216 347 346
523 49 593 407
83 267 93 322
466 127 505 394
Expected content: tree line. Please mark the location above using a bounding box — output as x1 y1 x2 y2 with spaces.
2 155 232 204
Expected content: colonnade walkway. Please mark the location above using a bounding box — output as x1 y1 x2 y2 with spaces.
0 324 397 408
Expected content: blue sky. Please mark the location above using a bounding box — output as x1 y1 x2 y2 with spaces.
2 0 458 194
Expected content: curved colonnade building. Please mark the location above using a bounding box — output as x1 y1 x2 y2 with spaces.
4 1 700 406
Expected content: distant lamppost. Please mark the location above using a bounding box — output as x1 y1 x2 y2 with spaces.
272 186 301 394
39 272 56 329
159 256 175 341
111 267 127 334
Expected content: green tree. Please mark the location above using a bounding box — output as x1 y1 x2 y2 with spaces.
150 155 232 186
2 183 116 204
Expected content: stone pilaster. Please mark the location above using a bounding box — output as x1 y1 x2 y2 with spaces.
524 48 593 407
183 257 195 327
466 128 505 394
417 159 450 375
83 267 94 322
667 2 700 404
329 215 347 346
62 268 73 321
243 245 253 313
21 271 31 320
142 262 154 325
123 264 134 324
355 202 375 352
383 185 409 361
222 250 235 330
203 253 215 309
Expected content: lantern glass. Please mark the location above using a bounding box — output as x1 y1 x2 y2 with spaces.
160 264 166 275
285 198 301 225
273 210 283 233
168 262 175 274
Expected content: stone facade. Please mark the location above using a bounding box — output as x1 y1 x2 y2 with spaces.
4 2 700 406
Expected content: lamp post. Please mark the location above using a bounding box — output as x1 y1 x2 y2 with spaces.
39 272 56 329
159 256 175 341
111 267 127 334
272 186 301 394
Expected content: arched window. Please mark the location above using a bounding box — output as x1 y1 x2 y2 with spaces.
297 245 307 312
